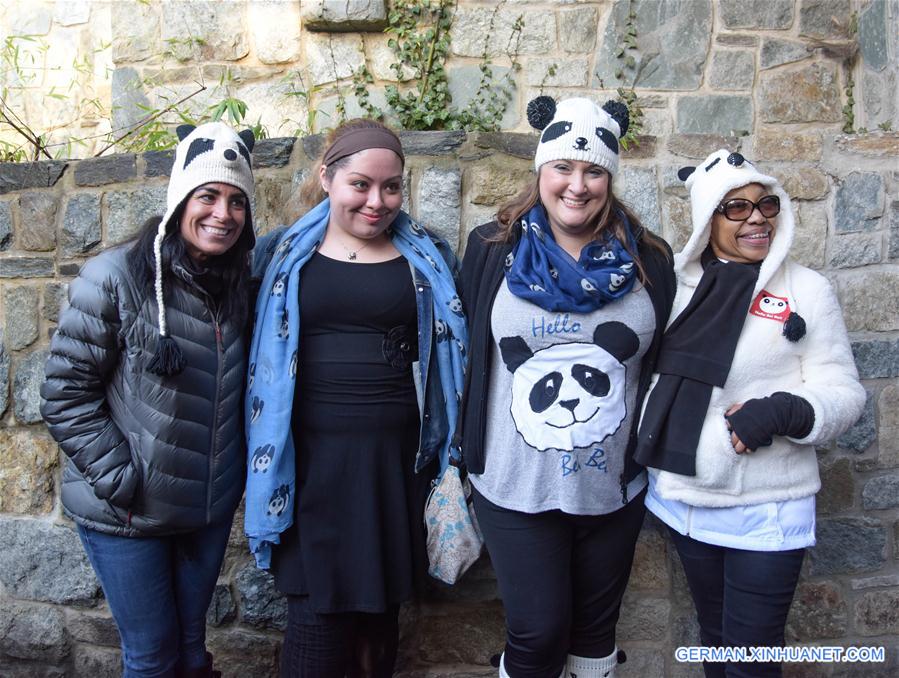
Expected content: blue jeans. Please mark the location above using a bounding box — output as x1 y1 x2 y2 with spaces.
668 529 805 678
77 520 232 678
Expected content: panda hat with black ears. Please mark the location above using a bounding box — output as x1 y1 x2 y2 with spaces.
147 121 256 376
527 95 629 174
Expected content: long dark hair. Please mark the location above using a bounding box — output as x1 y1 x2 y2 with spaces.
126 204 252 327
493 173 669 284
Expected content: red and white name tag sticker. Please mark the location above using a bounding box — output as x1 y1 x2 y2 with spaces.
750 290 790 321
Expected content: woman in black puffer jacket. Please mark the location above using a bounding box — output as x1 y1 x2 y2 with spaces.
40 122 255 678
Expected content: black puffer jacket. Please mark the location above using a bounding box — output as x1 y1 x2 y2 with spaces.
40 245 247 536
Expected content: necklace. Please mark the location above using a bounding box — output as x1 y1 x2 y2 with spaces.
340 239 371 261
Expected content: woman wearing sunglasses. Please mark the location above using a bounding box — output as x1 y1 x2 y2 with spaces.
635 149 864 677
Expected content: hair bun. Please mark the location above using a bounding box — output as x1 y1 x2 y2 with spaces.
527 96 556 131
601 100 630 137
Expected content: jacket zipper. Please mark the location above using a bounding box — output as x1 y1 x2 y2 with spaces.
685 505 693 536
208 310 224 523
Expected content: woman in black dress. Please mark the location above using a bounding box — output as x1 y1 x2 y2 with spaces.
244 119 467 677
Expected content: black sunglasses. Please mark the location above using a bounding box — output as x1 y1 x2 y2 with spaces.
715 195 780 221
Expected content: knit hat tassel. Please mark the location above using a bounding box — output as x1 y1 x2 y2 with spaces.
782 311 806 342
146 334 185 376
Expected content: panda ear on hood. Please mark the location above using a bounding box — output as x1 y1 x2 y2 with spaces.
238 128 256 152
176 124 196 141
677 166 696 182
527 95 557 131
593 321 639 363
499 336 534 373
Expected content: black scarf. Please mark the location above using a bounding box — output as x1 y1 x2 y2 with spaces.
634 248 761 476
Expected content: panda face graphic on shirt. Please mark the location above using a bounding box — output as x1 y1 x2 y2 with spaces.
499 321 639 452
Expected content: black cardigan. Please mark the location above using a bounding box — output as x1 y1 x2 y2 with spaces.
454 221 676 503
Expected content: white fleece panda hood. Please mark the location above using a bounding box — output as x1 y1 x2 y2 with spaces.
645 149 865 508
675 149 795 297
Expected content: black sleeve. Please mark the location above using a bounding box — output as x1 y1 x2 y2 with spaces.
725 392 816 451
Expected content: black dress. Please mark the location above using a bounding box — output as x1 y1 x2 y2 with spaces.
272 252 427 614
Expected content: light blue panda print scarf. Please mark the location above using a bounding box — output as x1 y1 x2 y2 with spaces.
244 198 468 568
505 204 638 313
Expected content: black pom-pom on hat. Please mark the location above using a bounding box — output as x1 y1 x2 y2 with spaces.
677 166 696 181
782 312 806 342
602 100 630 137
527 96 556 131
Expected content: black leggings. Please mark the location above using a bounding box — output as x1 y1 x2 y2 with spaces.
280 596 399 678
473 487 646 678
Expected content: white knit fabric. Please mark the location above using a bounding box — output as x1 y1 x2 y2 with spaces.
533 98 623 174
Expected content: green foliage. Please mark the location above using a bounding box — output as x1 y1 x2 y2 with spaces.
842 12 859 134
610 0 643 148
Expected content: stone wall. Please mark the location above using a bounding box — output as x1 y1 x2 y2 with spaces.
0 0 897 677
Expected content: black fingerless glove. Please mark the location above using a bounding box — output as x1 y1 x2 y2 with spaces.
725 392 815 451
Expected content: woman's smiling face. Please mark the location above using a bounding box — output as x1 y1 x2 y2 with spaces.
178 183 247 261
709 183 778 264
538 159 610 240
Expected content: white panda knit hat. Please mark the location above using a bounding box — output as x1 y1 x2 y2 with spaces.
147 122 255 376
527 96 630 174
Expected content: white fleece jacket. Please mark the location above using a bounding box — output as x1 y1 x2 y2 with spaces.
646 151 866 508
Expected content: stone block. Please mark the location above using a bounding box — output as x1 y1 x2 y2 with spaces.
719 0 793 28
629 526 669 591
61 193 102 256
415 167 462 250
302 134 326 160
0 199 12 250
467 163 532 207
59 263 80 276
111 0 159 62
251 0 302 62
111 67 151 133
55 0 92 26
206 628 280 678
662 197 692 253
621 136 658 159
234 563 287 630
666 134 741 159
446 64 520 130
862 474 899 510
0 600 68 662
206 583 237 627
829 231 883 268
859 0 888 71
5 285 40 350
799 0 852 39
161 1 249 61
403 602 505 665
709 50 755 90
525 58 590 88
786 581 848 640
594 0 711 90
0 517 101 604
72 645 121 676
64 610 121 648
0 342 9 416
834 172 885 232
305 33 365 86
400 132 466 158
0 161 67 195
835 133 899 158
13 348 49 424
472 132 538 160
144 150 175 178
451 8 556 58
618 166 661 235
753 131 822 161
817 456 853 514
252 138 295 169
809 516 886 575
716 34 759 47
7 2 52 35
836 387 875 452
836 271 899 331
851 339 899 379
760 39 811 70
105 186 167 245
775 166 829 200
18 193 59 251
74 155 137 187
301 0 387 31
851 573 899 589
792 200 827 269
855 590 899 636
617 595 669 641
758 62 842 123
877 384 899 468
891 201 899 261
0 258 55 278
559 6 599 53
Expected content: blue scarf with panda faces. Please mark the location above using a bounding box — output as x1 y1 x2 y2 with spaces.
244 198 468 569
504 204 638 312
